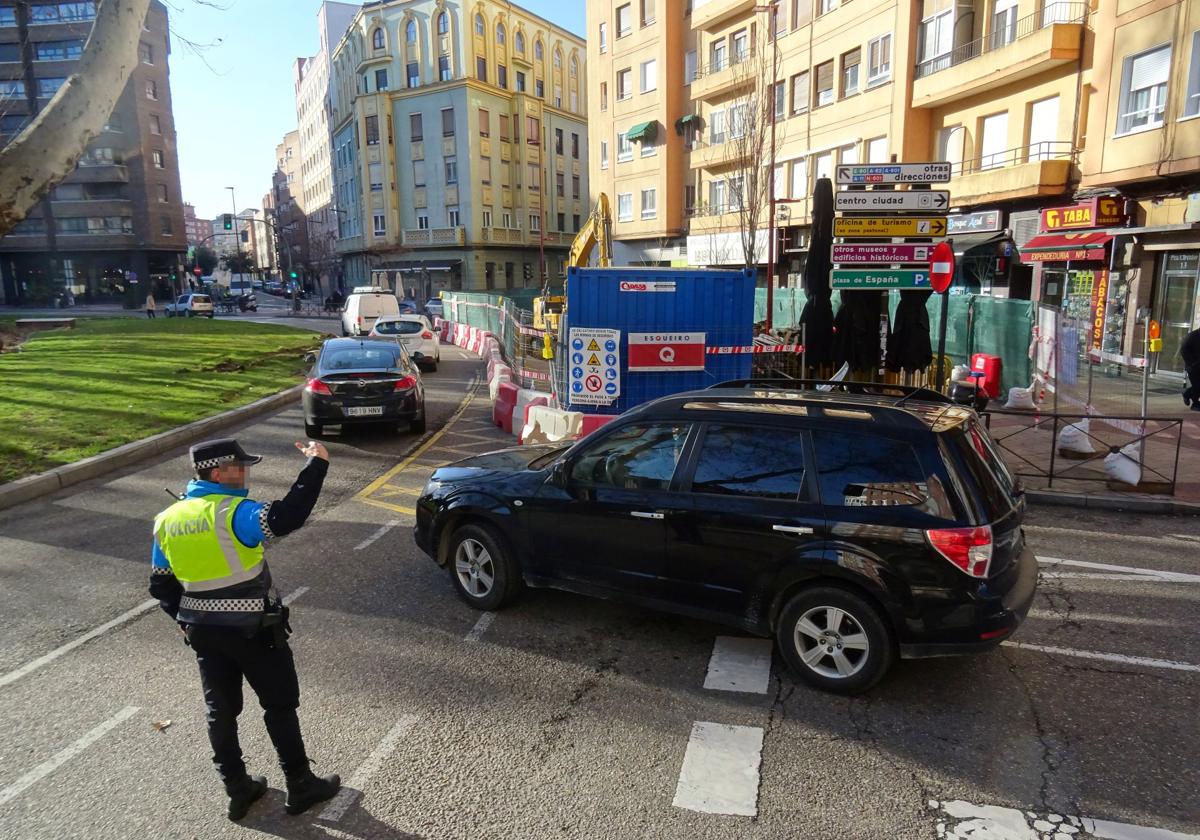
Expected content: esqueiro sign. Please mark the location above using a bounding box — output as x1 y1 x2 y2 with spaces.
628 332 707 371
619 280 677 293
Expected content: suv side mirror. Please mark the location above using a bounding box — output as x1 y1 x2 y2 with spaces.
550 459 570 488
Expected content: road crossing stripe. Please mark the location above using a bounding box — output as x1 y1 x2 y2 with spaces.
1002 641 1200 673
0 600 158 690
318 715 419 822
1038 556 1200 583
703 637 773 694
354 521 400 551
464 612 495 642
672 721 764 817
0 706 140 807
283 586 309 606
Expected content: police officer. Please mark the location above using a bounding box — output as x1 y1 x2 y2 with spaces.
150 437 340 821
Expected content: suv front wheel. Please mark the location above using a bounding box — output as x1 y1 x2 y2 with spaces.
447 523 521 611
776 586 894 695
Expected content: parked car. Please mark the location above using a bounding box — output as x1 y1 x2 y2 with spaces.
414 381 1035 694
301 338 425 438
164 293 214 318
369 314 440 372
399 299 419 314
341 289 400 336
424 299 444 319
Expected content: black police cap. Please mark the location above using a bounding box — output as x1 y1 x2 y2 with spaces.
190 438 263 471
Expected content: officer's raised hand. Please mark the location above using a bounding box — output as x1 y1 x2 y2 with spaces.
295 440 329 461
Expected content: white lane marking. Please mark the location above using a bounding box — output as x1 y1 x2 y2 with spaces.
0 706 140 807
703 637 773 694
672 721 764 817
1040 573 1170 582
1027 610 1186 628
1038 556 1200 583
318 715 419 822
0 600 158 690
1002 641 1200 674
282 586 309 606
1085 816 1200 840
1028 524 1200 549
464 612 495 643
354 520 401 551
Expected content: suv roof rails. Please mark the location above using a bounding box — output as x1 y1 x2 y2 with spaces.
708 378 953 406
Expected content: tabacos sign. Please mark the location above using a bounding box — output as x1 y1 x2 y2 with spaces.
1041 197 1125 232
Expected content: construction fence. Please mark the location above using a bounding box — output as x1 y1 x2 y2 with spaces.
440 292 553 391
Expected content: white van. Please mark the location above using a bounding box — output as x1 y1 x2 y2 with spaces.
341 289 400 336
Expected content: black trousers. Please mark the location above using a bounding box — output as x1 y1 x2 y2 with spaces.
188 625 309 783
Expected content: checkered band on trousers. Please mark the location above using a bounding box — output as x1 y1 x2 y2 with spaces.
179 596 264 613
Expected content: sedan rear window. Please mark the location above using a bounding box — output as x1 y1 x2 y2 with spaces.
192 295 210 304
811 429 952 516
321 347 401 370
375 320 424 335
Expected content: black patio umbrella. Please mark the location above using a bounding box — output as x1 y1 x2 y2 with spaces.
799 178 835 367
886 290 934 373
832 289 880 371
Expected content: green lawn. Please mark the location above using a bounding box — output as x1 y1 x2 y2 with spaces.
0 318 325 484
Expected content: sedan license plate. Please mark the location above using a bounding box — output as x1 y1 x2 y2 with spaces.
345 406 384 417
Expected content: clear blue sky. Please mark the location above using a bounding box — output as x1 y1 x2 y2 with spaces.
170 0 586 222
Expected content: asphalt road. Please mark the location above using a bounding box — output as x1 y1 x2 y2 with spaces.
0 342 1197 840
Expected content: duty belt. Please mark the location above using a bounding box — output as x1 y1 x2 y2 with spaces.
179 595 265 613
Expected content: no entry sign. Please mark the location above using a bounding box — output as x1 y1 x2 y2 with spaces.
628 332 706 372
929 241 955 293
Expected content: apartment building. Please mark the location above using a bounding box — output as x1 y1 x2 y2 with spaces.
0 0 186 305
329 0 589 294
270 130 311 281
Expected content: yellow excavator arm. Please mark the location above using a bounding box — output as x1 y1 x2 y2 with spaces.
542 194 613 360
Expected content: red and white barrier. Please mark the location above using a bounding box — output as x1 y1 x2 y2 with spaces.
521 405 584 445
493 381 520 433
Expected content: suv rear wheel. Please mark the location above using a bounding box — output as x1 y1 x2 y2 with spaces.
776 586 894 694
447 523 521 611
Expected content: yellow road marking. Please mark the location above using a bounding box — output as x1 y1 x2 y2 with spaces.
355 376 482 504
357 498 417 515
376 484 421 498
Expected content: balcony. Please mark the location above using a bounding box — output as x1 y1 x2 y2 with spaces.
71 164 129 183
401 227 466 247
948 141 1076 205
912 3 1087 108
690 51 756 101
689 136 748 170
691 0 755 31
479 227 525 244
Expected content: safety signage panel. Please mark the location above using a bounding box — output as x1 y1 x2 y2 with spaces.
627 332 707 372
835 190 950 212
831 270 931 290
568 328 621 406
835 162 952 185
834 217 947 237
832 244 933 264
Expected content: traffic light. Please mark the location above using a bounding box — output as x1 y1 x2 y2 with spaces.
222 213 233 231
523 263 532 281
289 270 298 279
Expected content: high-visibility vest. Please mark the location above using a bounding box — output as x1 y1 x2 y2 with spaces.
154 495 264 591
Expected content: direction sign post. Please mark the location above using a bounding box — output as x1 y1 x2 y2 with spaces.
831 270 931 290
833 217 947 237
832 244 932 264
835 162 952 185
834 190 950 212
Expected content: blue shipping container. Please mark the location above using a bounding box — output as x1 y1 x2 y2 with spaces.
562 266 756 415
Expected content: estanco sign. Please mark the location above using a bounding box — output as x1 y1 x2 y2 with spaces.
619 280 677 292
1041 197 1125 232
627 332 706 371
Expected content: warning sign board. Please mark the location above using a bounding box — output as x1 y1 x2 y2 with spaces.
568 328 621 407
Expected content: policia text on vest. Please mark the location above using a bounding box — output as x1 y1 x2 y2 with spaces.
149 437 342 821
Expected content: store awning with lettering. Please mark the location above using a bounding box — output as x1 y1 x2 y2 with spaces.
627 121 658 143
1020 231 1113 262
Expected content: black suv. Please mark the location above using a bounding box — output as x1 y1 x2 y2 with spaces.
414 381 1036 693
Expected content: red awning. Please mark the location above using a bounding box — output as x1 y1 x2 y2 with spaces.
1021 231 1113 262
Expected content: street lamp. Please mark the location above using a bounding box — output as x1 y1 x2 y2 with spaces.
754 1 780 330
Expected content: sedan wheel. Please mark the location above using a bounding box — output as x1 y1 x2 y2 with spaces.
776 586 894 694
454 539 495 599
446 524 521 611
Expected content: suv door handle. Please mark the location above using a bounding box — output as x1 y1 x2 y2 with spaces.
631 511 664 520
773 525 815 535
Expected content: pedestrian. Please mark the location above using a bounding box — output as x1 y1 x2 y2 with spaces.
150 438 341 821
146 292 156 319
1182 327 1200 411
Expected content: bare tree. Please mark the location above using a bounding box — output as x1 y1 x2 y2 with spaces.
0 0 152 236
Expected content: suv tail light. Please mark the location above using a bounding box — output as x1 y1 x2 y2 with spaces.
394 375 418 391
926 525 992 578
421 330 433 339
305 378 332 395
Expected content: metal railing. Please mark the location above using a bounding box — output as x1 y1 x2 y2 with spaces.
915 2 1088 79
693 47 755 80
950 140 1077 177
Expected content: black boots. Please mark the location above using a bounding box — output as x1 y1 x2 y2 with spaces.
284 769 342 816
225 773 267 821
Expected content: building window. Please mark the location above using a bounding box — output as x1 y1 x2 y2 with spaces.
685 50 697 85
144 79 157 100
550 128 561 155
439 55 451 81
372 28 385 50
496 22 506 44
920 10 954 69
815 60 834 107
535 39 544 60
557 212 565 231
841 48 860 97
868 34 892 85
33 39 83 61
790 158 807 198
818 0 836 14
139 42 153 64
438 12 449 34
711 38 727 71
149 114 161 135
442 107 455 136
369 162 384 191
401 61 417 87
1027 96 1060 160
482 208 493 227
377 68 390 90
1117 44 1171 134
536 79 544 97
515 30 525 53
599 21 608 52
572 173 580 197
474 13 485 35
527 162 540 188
448 207 461 226
160 215 172 235
413 161 426 187
640 59 657 93
617 68 632 100
732 29 749 63
417 211 429 229
152 149 165 169
709 110 726 144
157 184 169 203
526 115 539 142
616 3 631 36
498 64 507 88
728 102 748 139
479 108 490 136
530 213 541 231
787 71 808 114
406 20 417 42
445 156 458 183
617 132 632 161
600 82 608 110
641 136 657 156
773 81 785 121
556 172 565 197
937 124 965 169
979 111 1009 169
410 113 423 141
867 136 888 162
366 115 380 145
571 132 580 158
641 188 656 219
600 140 609 169
373 213 386 236
990 0 1017 48
1186 31 1200 118
573 214 581 231
814 151 833 180
517 71 527 91
476 56 487 82
499 114 510 141
641 0 655 25
617 192 633 221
